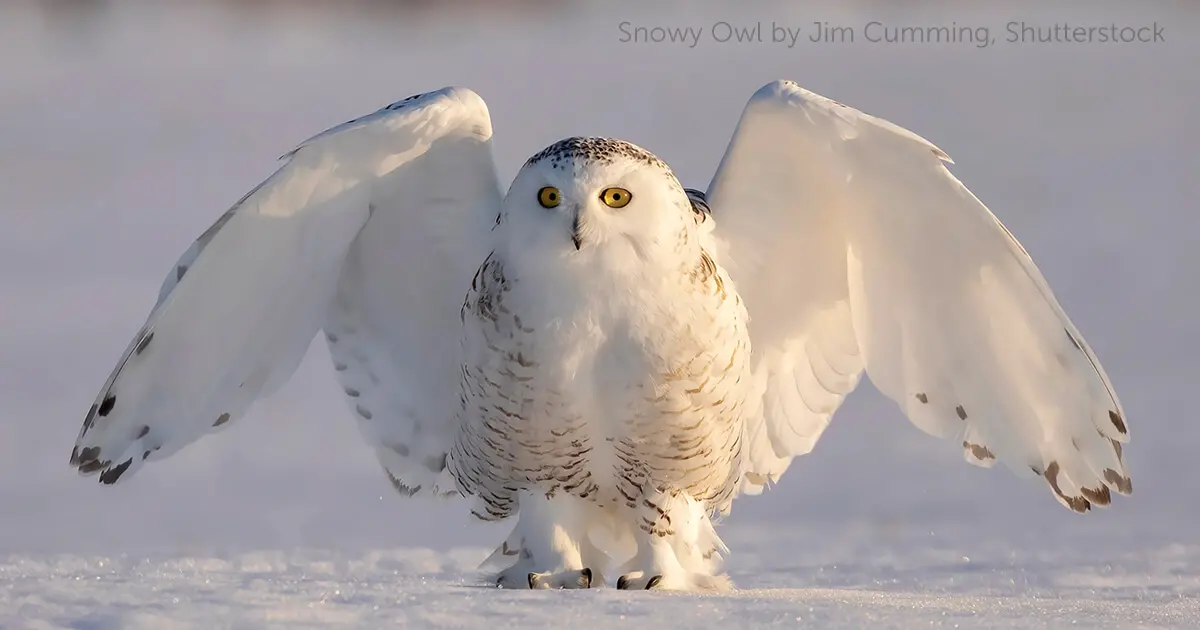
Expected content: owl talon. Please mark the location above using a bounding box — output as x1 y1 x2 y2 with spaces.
520 569 594 589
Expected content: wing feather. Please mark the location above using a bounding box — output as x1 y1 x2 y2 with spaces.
70 87 502 494
708 81 1130 511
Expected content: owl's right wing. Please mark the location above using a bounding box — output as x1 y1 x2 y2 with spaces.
69 87 502 497
706 81 1130 513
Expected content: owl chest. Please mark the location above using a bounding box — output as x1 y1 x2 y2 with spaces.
487 284 750 439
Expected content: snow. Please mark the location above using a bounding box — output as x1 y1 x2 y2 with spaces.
1 0 1198 628
6 531 1199 629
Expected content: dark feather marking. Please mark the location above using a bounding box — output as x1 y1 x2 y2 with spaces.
79 459 109 474
524 137 669 171
99 458 133 484
1080 485 1112 506
98 394 116 417
1044 461 1090 513
956 405 968 420
357 405 373 420
963 441 994 461
1104 468 1133 494
915 392 929 404
1108 410 1127 435
213 413 231 427
386 470 421 496
77 446 101 464
136 425 150 439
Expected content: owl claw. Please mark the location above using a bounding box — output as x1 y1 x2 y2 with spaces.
617 573 664 590
617 571 726 591
521 568 594 589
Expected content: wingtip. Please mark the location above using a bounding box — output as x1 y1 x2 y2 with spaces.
97 458 134 485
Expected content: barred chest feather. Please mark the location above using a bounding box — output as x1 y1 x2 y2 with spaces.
449 247 753 521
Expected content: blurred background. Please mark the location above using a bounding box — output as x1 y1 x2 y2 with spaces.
0 0 1196 563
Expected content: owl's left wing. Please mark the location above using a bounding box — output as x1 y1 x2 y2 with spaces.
706 81 1131 512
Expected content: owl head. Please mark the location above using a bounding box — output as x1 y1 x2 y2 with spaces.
499 137 699 271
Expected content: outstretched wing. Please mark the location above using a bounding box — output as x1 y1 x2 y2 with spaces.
70 87 502 496
707 81 1130 512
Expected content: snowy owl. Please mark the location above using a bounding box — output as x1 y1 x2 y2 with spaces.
69 82 1132 591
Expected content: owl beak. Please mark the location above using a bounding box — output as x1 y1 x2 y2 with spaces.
571 210 583 250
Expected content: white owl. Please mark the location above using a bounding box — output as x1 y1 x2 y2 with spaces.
69 82 1132 591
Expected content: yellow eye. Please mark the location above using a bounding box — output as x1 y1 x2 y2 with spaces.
538 186 561 208
600 187 632 208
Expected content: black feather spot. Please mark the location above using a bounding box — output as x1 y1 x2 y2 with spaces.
344 387 360 398
176 265 187 282
386 470 421 496
357 405 373 420
915 392 929 404
143 450 152 461
77 446 101 464
99 458 133 484
136 425 150 439
84 404 98 430
1044 461 1091 513
79 460 107 474
963 441 994 461
956 405 968 420
1080 485 1112 506
1104 469 1133 495
213 413 231 427
1108 410 1127 435
98 395 116 417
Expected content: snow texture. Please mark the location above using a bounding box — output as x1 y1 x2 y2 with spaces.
4 529 1199 629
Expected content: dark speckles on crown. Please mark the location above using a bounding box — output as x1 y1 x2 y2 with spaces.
525 137 669 171
386 92 426 111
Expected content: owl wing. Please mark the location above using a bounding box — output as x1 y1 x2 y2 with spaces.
706 81 1130 512
69 87 502 497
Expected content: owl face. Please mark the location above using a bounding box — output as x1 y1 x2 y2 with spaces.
500 137 695 268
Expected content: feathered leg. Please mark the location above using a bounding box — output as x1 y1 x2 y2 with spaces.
490 492 596 589
615 491 733 592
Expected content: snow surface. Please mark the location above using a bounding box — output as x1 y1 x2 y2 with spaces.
1 0 1198 628
5 529 1199 629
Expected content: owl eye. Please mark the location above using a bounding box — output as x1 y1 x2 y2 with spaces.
537 186 561 208
600 187 632 209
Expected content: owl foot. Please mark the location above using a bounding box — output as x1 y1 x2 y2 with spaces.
615 569 731 592
527 568 595 589
496 565 593 589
